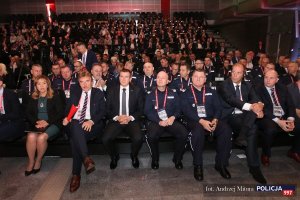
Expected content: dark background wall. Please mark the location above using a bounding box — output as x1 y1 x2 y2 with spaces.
266 10 294 61
1 0 205 15
216 16 268 54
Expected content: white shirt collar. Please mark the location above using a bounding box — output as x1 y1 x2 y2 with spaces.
120 85 129 90
233 82 241 87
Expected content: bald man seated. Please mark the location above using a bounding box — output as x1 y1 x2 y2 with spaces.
255 69 300 166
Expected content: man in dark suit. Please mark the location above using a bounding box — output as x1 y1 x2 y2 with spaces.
102 69 144 170
275 56 287 77
279 62 298 86
287 71 300 164
144 71 188 170
0 76 25 141
181 69 232 181
251 57 269 81
256 70 299 166
21 64 43 108
232 50 242 64
218 63 267 184
77 42 98 72
63 70 106 193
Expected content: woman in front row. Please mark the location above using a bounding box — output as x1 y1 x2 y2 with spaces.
25 75 64 176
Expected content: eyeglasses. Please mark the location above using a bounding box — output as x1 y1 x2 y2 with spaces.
195 62 203 64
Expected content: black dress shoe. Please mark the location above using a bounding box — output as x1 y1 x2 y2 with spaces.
32 168 40 174
130 154 140 169
194 165 203 181
172 159 183 170
215 165 231 179
25 170 33 176
151 160 159 170
110 154 120 170
249 167 267 184
33 160 42 174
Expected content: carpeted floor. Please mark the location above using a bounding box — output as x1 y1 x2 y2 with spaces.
0 147 299 200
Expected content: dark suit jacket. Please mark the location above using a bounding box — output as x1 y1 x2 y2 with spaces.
78 50 98 71
26 94 64 129
287 83 300 110
106 84 143 121
255 83 295 120
279 74 296 86
0 88 23 122
65 87 106 125
217 78 261 118
275 64 287 77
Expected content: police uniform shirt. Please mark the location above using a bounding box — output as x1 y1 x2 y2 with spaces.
55 77 77 90
48 74 62 83
181 85 221 121
144 88 180 123
170 77 191 92
137 75 156 94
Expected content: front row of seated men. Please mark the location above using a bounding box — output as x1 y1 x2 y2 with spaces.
1 64 300 193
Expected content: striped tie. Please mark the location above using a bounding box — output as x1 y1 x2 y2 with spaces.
270 88 279 106
79 92 88 124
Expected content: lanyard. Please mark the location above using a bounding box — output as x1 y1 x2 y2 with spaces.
143 75 153 89
155 88 168 109
190 85 206 105
62 78 72 91
180 77 190 90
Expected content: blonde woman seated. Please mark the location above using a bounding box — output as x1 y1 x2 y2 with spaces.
25 75 64 176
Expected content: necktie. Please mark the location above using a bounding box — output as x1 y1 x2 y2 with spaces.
79 92 88 124
121 88 126 115
82 54 86 65
270 88 279 106
235 85 241 101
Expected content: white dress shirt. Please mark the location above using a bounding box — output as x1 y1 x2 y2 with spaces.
74 90 91 120
119 85 129 116
233 82 252 114
113 85 134 121
265 86 294 123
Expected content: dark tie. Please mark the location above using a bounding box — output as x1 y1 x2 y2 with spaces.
121 88 126 115
235 85 241 101
270 88 279 106
82 54 86 65
79 92 88 124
